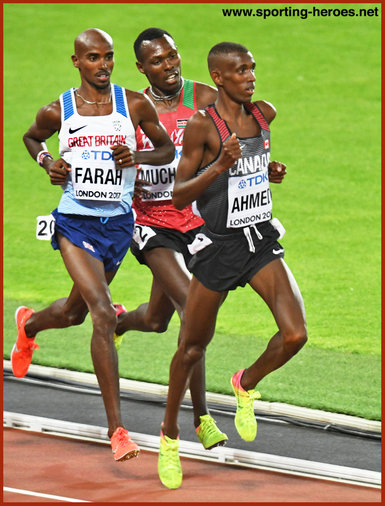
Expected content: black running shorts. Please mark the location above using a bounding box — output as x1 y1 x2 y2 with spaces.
188 220 284 292
130 223 203 267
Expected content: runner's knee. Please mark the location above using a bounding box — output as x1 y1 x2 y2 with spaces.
282 325 307 354
145 316 170 333
90 303 117 332
62 307 88 327
183 343 205 367
135 302 171 333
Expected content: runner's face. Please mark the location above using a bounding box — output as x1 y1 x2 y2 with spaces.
218 52 256 102
73 38 114 90
137 35 182 95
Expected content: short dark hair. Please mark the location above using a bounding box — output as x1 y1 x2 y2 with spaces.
134 28 173 61
208 42 249 70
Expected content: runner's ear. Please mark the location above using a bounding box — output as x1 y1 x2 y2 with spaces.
210 69 223 87
72 54 79 68
136 61 145 74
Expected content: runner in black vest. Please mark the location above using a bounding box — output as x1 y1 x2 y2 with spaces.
157 42 307 489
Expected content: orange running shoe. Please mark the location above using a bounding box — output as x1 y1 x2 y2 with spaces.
110 427 140 461
11 306 39 378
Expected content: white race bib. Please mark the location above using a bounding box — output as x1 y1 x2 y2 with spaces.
132 224 156 250
227 171 272 228
36 215 55 240
71 149 125 201
139 148 181 202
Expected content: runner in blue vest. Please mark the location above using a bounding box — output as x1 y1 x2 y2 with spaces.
12 28 174 463
157 42 307 489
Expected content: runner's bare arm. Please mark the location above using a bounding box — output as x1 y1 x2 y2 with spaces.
23 101 71 185
116 91 174 168
254 101 286 183
256 100 276 125
172 112 241 210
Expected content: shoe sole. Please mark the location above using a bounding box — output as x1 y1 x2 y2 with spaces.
10 343 21 377
15 306 25 324
205 438 228 450
115 448 140 462
12 306 35 378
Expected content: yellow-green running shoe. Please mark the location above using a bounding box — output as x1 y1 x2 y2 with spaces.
113 303 126 352
196 414 228 450
113 333 124 352
231 369 261 442
158 430 183 489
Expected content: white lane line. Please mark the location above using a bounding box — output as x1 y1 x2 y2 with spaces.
4 411 381 488
3 486 90 502
3 360 380 434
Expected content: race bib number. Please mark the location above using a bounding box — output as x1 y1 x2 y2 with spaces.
227 171 272 228
132 224 156 250
71 150 125 202
139 148 181 202
36 215 55 240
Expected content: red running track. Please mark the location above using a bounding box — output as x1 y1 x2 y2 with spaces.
3 428 381 503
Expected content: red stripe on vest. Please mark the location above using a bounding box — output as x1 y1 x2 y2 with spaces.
206 103 270 141
205 105 231 143
244 102 270 132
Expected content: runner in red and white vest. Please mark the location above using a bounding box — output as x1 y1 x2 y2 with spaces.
114 29 230 451
133 77 204 233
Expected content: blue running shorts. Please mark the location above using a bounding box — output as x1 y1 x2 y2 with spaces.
51 208 134 272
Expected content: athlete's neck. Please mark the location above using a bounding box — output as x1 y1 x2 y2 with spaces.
75 85 112 105
148 78 184 103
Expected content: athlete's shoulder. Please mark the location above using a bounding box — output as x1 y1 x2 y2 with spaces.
253 100 276 124
123 87 149 103
26 97 61 134
123 88 156 120
194 81 217 93
184 107 215 136
194 81 218 109
191 107 214 123
38 99 61 124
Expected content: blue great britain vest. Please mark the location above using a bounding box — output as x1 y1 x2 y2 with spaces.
57 85 137 217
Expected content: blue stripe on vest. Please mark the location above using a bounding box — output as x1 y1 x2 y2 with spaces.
62 89 74 121
114 85 127 117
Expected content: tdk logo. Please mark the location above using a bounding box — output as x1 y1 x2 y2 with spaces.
238 173 269 189
81 150 112 160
